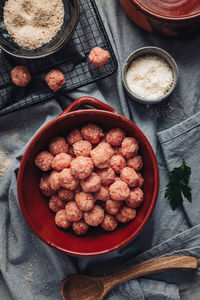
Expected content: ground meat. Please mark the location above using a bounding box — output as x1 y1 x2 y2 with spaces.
110 155 126 174
73 140 92 157
120 167 139 187
109 180 130 201
96 167 115 186
105 200 122 215
127 155 143 171
70 156 94 180
106 128 126 146
125 187 144 208
72 220 89 235
65 201 83 222
137 173 144 188
67 129 83 145
11 65 31 87
95 186 110 201
90 142 114 169
58 188 74 202
80 172 101 193
45 69 65 92
81 123 104 144
120 137 139 159
75 192 95 211
55 209 71 229
49 195 65 212
51 153 72 171
59 168 79 190
49 170 62 190
84 205 104 226
89 47 110 67
101 214 118 231
49 136 69 155
35 151 54 171
116 206 136 223
39 173 55 196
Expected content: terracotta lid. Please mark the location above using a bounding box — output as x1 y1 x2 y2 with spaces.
134 0 200 19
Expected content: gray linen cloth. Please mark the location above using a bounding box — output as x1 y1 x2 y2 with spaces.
1 1 200 299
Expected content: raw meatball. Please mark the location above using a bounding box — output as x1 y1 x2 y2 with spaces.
11 65 31 87
70 156 94 179
45 69 65 92
106 128 126 146
125 187 144 208
110 155 126 174
73 140 92 157
120 167 139 187
39 174 55 196
89 47 110 67
58 188 74 202
51 153 72 171
59 168 79 190
137 173 144 188
81 123 104 144
80 172 101 193
49 170 62 191
127 155 143 171
101 214 118 231
120 137 139 159
65 201 83 222
35 151 54 171
96 168 115 185
90 142 114 169
72 220 89 235
84 205 104 226
116 206 136 223
109 180 130 201
95 186 110 201
49 136 69 155
105 200 122 215
49 195 65 212
75 192 95 211
67 129 83 145
55 210 71 229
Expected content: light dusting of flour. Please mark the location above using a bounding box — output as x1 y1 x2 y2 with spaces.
0 149 12 178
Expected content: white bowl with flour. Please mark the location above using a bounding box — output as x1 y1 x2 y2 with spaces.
122 46 178 105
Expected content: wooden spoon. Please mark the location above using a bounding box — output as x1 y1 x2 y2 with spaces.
61 256 197 300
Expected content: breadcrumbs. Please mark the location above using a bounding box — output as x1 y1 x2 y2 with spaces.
3 0 64 49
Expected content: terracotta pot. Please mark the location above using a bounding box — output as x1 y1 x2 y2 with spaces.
120 0 200 36
17 97 159 256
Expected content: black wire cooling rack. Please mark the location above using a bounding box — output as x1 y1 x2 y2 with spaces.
0 0 117 116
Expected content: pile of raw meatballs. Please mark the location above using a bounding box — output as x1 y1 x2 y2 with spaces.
34 124 144 235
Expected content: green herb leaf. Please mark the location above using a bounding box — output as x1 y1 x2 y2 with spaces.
165 159 192 210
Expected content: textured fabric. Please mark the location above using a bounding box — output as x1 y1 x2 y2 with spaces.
0 1 200 299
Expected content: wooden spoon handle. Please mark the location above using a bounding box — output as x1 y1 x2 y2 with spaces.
102 256 197 296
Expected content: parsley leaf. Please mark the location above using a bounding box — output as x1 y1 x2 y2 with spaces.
165 159 191 210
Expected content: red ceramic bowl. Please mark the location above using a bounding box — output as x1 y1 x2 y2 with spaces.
17 97 159 256
120 0 200 36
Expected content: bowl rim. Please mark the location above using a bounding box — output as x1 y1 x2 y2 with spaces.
17 107 159 256
132 0 200 21
122 46 179 105
0 0 80 59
